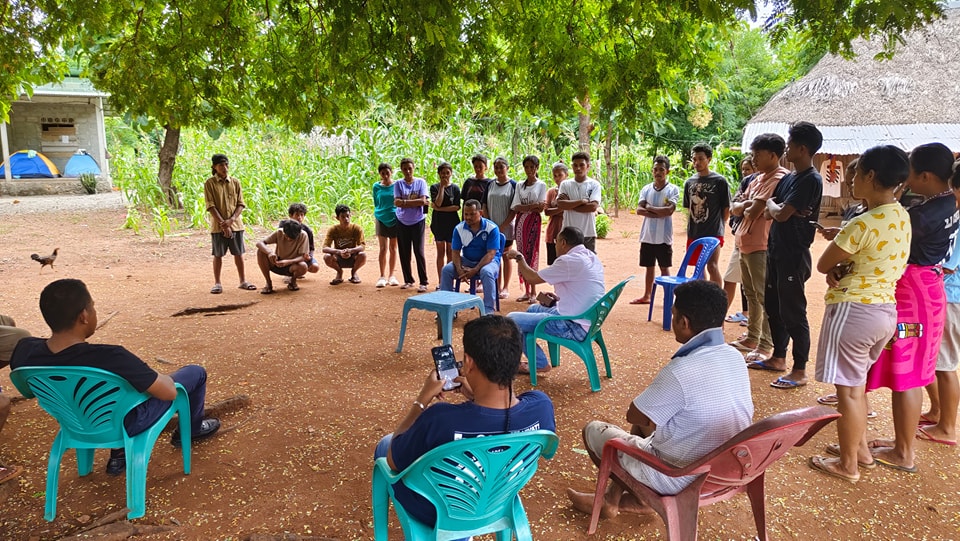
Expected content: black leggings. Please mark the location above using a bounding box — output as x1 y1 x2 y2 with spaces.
397 219 428 286
765 252 812 369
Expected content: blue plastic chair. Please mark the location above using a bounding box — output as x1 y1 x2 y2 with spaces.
372 430 559 541
647 237 721 331
455 232 507 312
526 276 633 392
10 366 192 521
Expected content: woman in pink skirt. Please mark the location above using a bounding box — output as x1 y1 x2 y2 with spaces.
511 155 547 302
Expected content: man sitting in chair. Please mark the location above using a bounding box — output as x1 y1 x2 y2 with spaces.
506 226 605 374
10 279 220 476
566 280 753 519
374 315 555 533
439 199 501 313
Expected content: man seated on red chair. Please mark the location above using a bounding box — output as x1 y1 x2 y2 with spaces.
374 315 555 534
566 280 753 519
10 279 220 476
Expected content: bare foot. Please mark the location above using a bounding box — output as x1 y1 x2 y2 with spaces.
618 492 656 515
759 356 788 371
870 446 915 471
567 488 616 518
782 370 808 385
867 438 895 450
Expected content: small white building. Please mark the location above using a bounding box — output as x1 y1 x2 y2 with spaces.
1 77 112 196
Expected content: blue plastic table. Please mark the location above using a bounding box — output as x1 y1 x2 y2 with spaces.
396 291 486 352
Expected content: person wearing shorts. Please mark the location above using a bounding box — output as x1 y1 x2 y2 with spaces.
373 163 400 288
256 219 310 294
204 153 256 293
808 145 910 484
683 143 730 286
322 204 367 285
631 155 678 305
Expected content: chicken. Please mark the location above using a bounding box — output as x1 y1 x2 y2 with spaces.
30 248 59 273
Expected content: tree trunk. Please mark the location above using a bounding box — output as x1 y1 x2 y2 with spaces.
158 125 182 209
577 94 591 153
603 120 618 217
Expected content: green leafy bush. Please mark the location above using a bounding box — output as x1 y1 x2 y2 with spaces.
79 173 97 194
596 213 611 239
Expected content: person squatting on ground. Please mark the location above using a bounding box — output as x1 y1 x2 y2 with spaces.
373 315 556 538
683 143 730 286
566 280 753 520
866 143 960 472
755 122 824 388
322 204 367 285
631 155 679 305
10 279 220 476
286 202 321 275
393 158 430 292
372 163 400 288
512 155 548 303
807 145 911 483
204 153 256 294
256 219 309 294
506 226 605 375
439 200 502 314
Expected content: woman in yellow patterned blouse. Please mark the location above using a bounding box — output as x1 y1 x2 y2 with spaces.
808 145 912 484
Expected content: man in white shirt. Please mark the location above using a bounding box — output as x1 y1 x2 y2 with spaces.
557 152 603 253
505 227 605 374
632 155 680 304
566 280 753 520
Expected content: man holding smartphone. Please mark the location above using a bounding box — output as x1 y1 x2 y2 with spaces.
373 315 556 532
506 226 605 375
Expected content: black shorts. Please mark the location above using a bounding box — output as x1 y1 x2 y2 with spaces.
336 256 355 268
211 231 245 257
639 242 672 268
269 264 293 276
375 219 399 238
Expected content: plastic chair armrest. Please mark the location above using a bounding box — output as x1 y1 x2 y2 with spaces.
604 438 712 477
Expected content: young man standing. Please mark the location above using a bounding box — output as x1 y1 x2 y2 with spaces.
322 204 367 285
683 143 730 285
204 153 256 294
557 151 602 253
631 156 679 305
757 122 824 389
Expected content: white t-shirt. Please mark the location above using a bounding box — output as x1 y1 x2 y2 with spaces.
537 244 605 329
511 180 547 210
638 182 680 245
628 328 754 494
559 177 602 238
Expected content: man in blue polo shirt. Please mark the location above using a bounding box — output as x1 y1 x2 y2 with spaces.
440 199 502 313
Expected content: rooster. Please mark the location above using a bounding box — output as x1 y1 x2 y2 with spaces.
31 248 59 273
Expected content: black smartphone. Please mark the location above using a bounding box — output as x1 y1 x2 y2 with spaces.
809 221 826 230
431 345 461 390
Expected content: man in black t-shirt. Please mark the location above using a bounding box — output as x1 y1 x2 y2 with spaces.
10 279 220 476
753 122 824 389
683 143 730 285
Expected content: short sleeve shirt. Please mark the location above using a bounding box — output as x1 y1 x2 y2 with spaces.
452 218 501 263
511 180 547 211
559 178 602 238
907 194 960 266
265 229 310 260
10 337 159 393
943 234 960 303
538 244 605 328
372 182 398 227
429 183 461 211
461 177 491 207
768 167 822 256
683 173 730 239
638 182 680 245
826 203 911 305
203 175 246 232
393 178 428 226
323 223 365 251
735 167 788 254
486 180 517 239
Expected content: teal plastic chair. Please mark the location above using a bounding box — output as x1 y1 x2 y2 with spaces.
10 366 192 521
647 237 720 331
526 276 633 392
372 430 559 541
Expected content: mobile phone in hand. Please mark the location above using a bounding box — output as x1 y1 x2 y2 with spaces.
431 345 461 391
809 221 826 230
536 291 557 307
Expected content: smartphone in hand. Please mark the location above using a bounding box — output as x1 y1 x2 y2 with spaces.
536 291 557 307
431 345 462 391
809 221 826 230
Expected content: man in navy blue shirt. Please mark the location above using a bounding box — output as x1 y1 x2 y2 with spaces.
373 315 556 530
439 199 502 313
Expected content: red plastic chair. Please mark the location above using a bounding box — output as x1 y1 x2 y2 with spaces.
587 406 840 540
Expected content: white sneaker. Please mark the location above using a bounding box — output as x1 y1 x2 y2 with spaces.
388 276 400 286
375 277 388 288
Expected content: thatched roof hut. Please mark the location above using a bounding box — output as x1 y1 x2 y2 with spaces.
741 7 960 155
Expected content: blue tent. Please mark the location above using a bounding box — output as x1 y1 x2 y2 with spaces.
64 151 102 176
0 150 61 178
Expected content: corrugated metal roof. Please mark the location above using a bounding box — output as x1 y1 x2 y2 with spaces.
741 122 960 155
23 77 108 98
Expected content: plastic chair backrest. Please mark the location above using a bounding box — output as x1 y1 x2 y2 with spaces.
399 430 559 532
676 237 721 280
10 366 150 448
581 277 632 339
690 406 840 501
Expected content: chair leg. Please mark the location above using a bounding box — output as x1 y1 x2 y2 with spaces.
588 457 613 535
526 336 539 387
125 440 149 519
44 434 67 521
647 283 657 322
371 469 391 541
661 285 674 331
395 305 412 352
660 487 701 541
746 473 768 541
76 448 95 476
582 349 602 392
595 333 613 378
441 310 455 346
547 342 561 367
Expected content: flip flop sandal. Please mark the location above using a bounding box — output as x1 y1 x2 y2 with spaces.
824 443 877 469
260 287 275 295
0 464 24 485
287 283 300 291
348 276 361 284
747 360 787 372
874 456 918 473
239 282 257 290
330 278 344 285
770 376 807 389
918 414 937 427
629 297 650 305
725 312 747 323
743 351 770 363
916 426 957 446
729 339 758 352
817 394 840 406
210 284 223 294
809 456 860 484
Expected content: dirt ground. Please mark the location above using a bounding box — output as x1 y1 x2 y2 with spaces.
0 201 958 540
